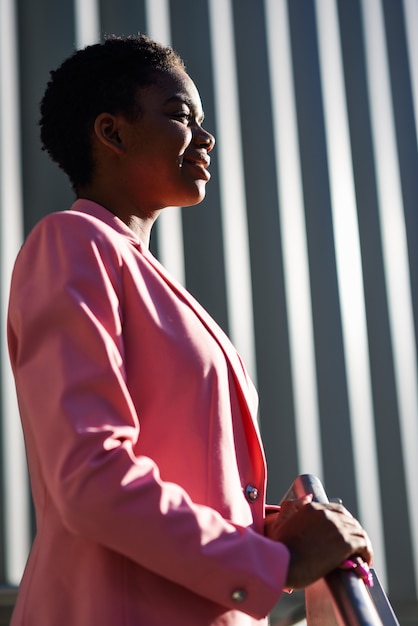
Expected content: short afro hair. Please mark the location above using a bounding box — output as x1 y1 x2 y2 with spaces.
39 34 185 191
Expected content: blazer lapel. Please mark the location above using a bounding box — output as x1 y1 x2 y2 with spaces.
141 247 266 469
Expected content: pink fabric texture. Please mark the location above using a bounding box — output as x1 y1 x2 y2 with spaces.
7 200 289 625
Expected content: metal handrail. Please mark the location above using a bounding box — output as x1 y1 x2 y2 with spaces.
281 475 400 626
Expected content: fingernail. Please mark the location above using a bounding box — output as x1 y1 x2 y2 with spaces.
343 558 374 587
356 562 373 587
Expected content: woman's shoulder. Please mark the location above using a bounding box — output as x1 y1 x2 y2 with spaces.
29 207 117 239
25 205 136 255
14 208 133 280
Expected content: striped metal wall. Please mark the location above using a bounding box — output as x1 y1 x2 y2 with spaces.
1 0 417 620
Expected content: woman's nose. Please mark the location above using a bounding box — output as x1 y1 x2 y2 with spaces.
195 126 215 152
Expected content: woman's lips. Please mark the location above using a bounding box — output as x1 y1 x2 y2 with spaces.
182 156 211 180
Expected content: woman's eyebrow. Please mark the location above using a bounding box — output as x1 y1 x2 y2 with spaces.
165 95 205 122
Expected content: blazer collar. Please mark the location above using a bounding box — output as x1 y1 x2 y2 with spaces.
71 198 144 247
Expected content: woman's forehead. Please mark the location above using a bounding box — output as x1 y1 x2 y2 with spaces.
138 69 204 114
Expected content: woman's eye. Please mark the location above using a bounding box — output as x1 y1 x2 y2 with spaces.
174 111 191 123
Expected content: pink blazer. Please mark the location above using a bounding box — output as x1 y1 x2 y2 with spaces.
7 200 289 626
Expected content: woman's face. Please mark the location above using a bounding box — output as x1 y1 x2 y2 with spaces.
118 67 215 213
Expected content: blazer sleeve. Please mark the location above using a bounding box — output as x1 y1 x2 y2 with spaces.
7 213 290 619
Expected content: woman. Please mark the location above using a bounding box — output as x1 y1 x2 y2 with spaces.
7 35 372 625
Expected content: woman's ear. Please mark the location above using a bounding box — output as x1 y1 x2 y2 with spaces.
93 113 124 154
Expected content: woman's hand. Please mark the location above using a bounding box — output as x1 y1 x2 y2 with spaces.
264 495 313 540
265 500 373 590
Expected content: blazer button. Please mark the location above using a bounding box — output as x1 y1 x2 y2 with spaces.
245 484 259 502
231 588 247 603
